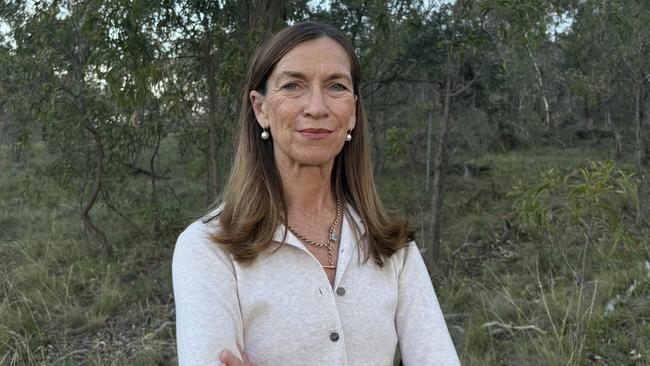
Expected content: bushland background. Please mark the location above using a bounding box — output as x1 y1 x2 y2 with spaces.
1 0 649 364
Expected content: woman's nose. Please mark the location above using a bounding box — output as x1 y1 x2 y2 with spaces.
302 88 329 119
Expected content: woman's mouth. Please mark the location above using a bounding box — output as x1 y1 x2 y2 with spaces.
298 128 333 139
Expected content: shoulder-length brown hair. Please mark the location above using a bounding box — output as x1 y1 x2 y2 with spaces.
208 21 412 267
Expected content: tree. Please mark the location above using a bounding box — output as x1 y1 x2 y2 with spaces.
404 1 491 266
480 0 571 131
101 0 179 239
11 0 115 256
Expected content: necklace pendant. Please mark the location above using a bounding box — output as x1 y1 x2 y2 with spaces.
329 230 338 242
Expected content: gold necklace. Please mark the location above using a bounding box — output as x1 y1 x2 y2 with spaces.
288 200 341 269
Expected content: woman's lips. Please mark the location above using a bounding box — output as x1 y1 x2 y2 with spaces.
298 128 333 139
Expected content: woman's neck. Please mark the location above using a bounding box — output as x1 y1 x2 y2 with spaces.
276 157 336 216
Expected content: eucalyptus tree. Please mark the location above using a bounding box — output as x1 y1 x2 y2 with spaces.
163 1 232 204
0 3 54 163
403 1 493 266
561 1 625 156
99 0 183 238
0 39 36 163
479 0 572 131
4 0 117 256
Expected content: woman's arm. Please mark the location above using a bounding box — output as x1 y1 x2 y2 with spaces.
395 243 461 366
172 221 244 366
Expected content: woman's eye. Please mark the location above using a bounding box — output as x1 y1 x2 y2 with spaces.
330 83 348 92
281 82 299 91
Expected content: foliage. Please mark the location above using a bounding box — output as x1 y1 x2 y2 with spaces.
436 153 649 365
509 160 639 253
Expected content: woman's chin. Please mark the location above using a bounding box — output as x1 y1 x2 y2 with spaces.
291 153 338 167
275 145 344 168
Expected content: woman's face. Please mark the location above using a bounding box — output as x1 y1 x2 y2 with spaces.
250 37 357 169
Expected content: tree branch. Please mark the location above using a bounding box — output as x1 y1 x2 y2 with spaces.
451 71 481 97
482 321 547 336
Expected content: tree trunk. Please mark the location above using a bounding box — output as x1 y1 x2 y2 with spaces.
11 141 22 163
427 73 452 269
636 78 650 226
425 107 433 191
150 117 162 239
606 110 622 160
249 0 285 37
204 19 220 205
524 37 551 130
82 122 110 257
368 93 384 177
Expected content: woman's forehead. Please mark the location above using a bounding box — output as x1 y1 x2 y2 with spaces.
272 37 352 78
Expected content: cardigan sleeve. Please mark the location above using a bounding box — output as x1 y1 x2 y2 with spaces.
395 243 460 366
172 221 244 366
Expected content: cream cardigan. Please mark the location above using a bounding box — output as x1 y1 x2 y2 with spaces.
172 207 460 365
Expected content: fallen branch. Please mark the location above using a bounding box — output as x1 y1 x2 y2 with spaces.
143 321 174 341
444 313 468 322
604 261 649 317
451 242 476 256
482 321 546 336
605 280 637 316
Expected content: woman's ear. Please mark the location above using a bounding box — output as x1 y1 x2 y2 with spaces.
348 95 357 131
250 90 268 128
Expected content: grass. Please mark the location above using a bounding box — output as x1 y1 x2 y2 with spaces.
413 149 650 366
1 140 649 365
0 146 178 365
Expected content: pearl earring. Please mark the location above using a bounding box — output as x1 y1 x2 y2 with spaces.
261 129 270 140
346 132 352 142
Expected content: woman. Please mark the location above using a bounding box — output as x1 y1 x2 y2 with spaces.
172 22 460 366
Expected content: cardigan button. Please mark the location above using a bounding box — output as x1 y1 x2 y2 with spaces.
329 332 339 342
336 287 346 296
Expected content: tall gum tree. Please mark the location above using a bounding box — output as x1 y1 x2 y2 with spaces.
165 1 231 205
404 2 491 267
12 0 115 256
102 0 176 239
480 0 571 131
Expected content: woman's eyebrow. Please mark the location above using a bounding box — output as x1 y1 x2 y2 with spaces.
275 70 307 80
325 73 353 84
